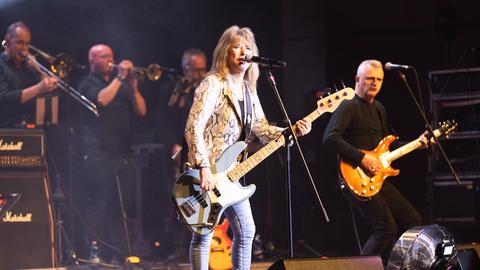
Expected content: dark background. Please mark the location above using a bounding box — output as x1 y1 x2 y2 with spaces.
1 0 479 262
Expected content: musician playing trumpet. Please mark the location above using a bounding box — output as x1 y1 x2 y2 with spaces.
78 44 146 263
0 21 58 128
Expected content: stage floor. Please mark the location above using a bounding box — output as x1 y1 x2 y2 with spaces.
33 261 274 270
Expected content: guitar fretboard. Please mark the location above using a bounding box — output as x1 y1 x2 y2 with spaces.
386 129 441 162
226 88 354 182
386 139 423 162
227 135 286 181
227 107 327 181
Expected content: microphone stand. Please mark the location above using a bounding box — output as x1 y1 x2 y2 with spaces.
396 70 461 223
263 68 329 259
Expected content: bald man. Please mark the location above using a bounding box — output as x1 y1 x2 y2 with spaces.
78 44 146 263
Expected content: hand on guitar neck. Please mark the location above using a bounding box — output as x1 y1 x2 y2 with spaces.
361 131 437 177
198 118 311 192
417 131 437 149
293 118 311 137
340 120 457 199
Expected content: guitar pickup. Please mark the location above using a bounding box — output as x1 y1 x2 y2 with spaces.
213 187 221 197
195 194 208 208
180 201 196 217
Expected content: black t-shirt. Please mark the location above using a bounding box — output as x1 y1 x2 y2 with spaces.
0 53 40 128
323 95 390 167
78 73 134 158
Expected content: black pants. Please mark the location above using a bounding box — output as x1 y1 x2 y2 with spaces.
84 150 134 261
342 181 422 264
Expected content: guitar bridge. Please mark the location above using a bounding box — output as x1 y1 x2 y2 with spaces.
191 222 214 228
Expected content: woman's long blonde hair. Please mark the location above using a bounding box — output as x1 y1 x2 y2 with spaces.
211 25 259 92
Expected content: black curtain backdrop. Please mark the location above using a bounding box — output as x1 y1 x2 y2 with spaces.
1 0 479 261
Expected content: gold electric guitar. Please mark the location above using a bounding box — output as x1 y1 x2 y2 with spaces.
340 120 457 199
209 218 232 270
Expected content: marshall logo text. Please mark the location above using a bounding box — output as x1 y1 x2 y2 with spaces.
0 139 24 151
2 211 32 222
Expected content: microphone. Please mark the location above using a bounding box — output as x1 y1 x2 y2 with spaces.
245 55 286 68
384 62 412 71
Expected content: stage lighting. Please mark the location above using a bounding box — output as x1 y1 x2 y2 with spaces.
386 224 457 270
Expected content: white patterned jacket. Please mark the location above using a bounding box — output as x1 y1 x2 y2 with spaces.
185 74 283 168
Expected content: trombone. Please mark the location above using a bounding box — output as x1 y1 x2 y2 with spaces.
28 45 84 79
25 46 99 117
108 62 176 81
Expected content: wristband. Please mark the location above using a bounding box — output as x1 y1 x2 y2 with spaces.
116 74 126 81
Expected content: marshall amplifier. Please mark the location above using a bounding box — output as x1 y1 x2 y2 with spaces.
0 129 45 168
0 170 56 269
0 129 55 268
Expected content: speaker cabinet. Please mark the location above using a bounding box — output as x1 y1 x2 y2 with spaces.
0 171 55 269
456 246 480 270
267 256 383 270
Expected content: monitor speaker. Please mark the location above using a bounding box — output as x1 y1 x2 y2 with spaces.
456 247 480 270
0 170 56 269
267 256 383 270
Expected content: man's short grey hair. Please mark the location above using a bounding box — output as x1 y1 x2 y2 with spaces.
356 60 383 76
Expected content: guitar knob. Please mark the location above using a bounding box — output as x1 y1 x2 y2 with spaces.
370 186 375 191
362 189 367 194
370 178 375 183
362 182 367 187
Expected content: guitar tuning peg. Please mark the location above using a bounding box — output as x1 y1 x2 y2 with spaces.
324 87 332 96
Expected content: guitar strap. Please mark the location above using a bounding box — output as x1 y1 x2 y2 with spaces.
238 82 253 185
375 101 397 137
243 82 253 145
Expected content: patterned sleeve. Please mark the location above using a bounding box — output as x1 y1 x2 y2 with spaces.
250 89 284 144
184 75 222 168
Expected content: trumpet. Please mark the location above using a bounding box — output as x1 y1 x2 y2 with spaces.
28 45 84 79
108 62 176 81
24 49 99 117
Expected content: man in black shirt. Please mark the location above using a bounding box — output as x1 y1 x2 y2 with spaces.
323 60 425 264
0 21 58 128
79 44 146 262
167 48 207 173
165 48 207 262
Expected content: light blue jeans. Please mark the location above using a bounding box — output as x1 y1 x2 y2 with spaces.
190 199 255 270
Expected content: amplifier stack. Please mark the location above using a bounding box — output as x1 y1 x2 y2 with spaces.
0 129 56 269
